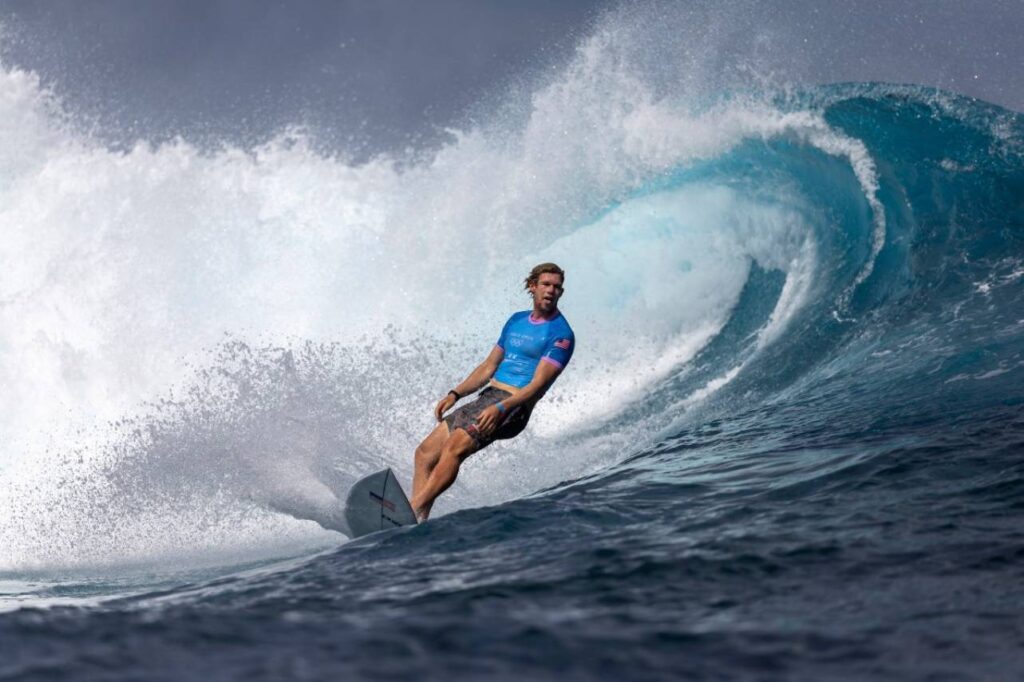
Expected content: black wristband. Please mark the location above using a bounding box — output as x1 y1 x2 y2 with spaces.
448 390 461 400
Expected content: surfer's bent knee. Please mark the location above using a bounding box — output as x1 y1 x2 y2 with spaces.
414 441 436 463
441 430 477 461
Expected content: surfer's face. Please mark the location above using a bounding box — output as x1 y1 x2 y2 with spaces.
530 273 564 313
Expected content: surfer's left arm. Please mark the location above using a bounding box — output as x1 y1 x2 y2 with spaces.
475 360 561 436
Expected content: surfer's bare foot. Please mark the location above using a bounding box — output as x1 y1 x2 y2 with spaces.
414 507 428 523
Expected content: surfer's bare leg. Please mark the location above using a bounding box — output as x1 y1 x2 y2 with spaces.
412 421 449 502
410 429 478 521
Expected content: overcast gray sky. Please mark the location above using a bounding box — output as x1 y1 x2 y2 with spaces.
0 0 606 153
0 0 1020 155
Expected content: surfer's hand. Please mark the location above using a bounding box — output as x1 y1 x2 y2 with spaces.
475 405 502 436
435 394 456 421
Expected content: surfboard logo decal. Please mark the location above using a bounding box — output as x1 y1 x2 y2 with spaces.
369 490 396 512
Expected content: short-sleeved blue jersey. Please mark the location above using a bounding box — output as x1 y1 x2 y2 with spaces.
493 310 575 388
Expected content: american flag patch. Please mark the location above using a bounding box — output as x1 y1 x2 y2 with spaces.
554 338 571 350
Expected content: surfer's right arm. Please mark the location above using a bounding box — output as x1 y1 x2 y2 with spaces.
434 345 505 421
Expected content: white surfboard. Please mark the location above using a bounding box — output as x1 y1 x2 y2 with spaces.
340 468 417 538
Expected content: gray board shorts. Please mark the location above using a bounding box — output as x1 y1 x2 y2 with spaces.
444 386 532 447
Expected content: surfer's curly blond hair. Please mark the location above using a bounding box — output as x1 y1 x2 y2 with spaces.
524 263 565 291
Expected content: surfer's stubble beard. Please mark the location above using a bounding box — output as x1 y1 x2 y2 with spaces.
530 274 564 317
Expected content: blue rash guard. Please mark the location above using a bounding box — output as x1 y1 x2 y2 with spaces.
493 310 575 388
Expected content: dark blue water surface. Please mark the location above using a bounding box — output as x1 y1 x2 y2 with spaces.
3 85 1024 681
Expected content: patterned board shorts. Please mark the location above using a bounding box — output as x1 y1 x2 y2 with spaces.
444 386 533 448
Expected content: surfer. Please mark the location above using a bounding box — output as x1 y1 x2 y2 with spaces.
410 263 575 522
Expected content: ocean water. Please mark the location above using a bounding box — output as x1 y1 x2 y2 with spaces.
1 12 1023 682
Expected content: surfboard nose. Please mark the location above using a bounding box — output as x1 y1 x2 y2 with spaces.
342 468 418 538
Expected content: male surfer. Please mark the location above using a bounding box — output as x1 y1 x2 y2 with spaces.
409 263 575 522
